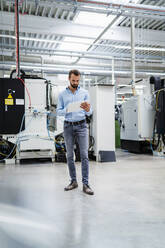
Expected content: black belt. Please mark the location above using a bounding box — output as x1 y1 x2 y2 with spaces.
64 119 86 126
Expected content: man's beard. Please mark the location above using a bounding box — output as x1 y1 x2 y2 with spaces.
71 83 78 89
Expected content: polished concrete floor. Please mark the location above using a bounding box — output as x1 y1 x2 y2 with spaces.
0 149 165 248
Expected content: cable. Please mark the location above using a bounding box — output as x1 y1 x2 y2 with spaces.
155 90 161 111
0 138 15 159
162 134 165 146
0 113 25 162
89 135 95 150
153 88 165 96
0 109 66 162
0 112 38 161
17 77 32 109
47 113 54 141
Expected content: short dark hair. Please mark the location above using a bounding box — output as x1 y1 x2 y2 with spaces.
69 69 81 78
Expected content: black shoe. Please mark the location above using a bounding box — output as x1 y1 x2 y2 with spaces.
83 184 94 195
64 181 78 191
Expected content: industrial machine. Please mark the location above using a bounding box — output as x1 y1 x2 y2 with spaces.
0 79 116 163
150 76 165 156
120 76 165 155
89 84 116 162
0 76 56 163
0 78 25 161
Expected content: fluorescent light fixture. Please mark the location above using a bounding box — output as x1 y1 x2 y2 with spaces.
0 34 91 46
145 72 165 76
75 0 138 28
117 93 128 95
135 85 146 89
118 84 132 87
75 12 114 27
58 37 89 52
117 97 130 100
111 44 165 52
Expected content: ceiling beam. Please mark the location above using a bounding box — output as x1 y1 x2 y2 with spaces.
5 0 165 19
1 44 165 62
0 11 165 46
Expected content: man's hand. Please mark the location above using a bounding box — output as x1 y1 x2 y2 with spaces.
80 101 90 112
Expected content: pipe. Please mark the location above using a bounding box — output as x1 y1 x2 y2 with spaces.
2 55 164 71
1 61 165 77
1 44 165 63
131 17 136 96
74 0 165 14
15 0 20 77
20 0 165 14
6 0 165 21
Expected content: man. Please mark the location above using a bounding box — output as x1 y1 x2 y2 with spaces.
56 69 94 195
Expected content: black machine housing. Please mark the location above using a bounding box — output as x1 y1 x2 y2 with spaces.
0 78 25 134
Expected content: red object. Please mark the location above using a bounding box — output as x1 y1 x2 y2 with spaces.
17 77 32 109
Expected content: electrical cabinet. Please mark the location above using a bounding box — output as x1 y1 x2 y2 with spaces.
120 95 155 141
120 95 155 153
89 84 116 162
0 78 25 134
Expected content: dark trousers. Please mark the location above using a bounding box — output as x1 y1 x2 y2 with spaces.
64 121 89 185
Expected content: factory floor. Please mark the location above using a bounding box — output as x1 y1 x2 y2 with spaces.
0 149 165 248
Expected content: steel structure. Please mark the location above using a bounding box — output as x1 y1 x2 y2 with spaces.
0 0 165 99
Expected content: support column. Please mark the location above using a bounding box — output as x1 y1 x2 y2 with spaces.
112 57 117 105
112 57 115 86
41 56 44 78
131 17 136 95
83 75 85 89
95 76 97 85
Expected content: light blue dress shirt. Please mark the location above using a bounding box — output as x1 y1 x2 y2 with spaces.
56 86 92 122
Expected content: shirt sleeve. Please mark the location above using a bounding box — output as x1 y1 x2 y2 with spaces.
84 91 93 116
56 93 67 116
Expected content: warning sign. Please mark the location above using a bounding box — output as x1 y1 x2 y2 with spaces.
5 92 14 105
8 93 13 99
5 99 14 105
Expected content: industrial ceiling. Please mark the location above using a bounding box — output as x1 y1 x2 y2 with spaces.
0 0 165 98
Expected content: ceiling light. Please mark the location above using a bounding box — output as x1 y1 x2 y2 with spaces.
118 84 132 87
135 85 146 89
145 72 165 76
111 45 165 52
